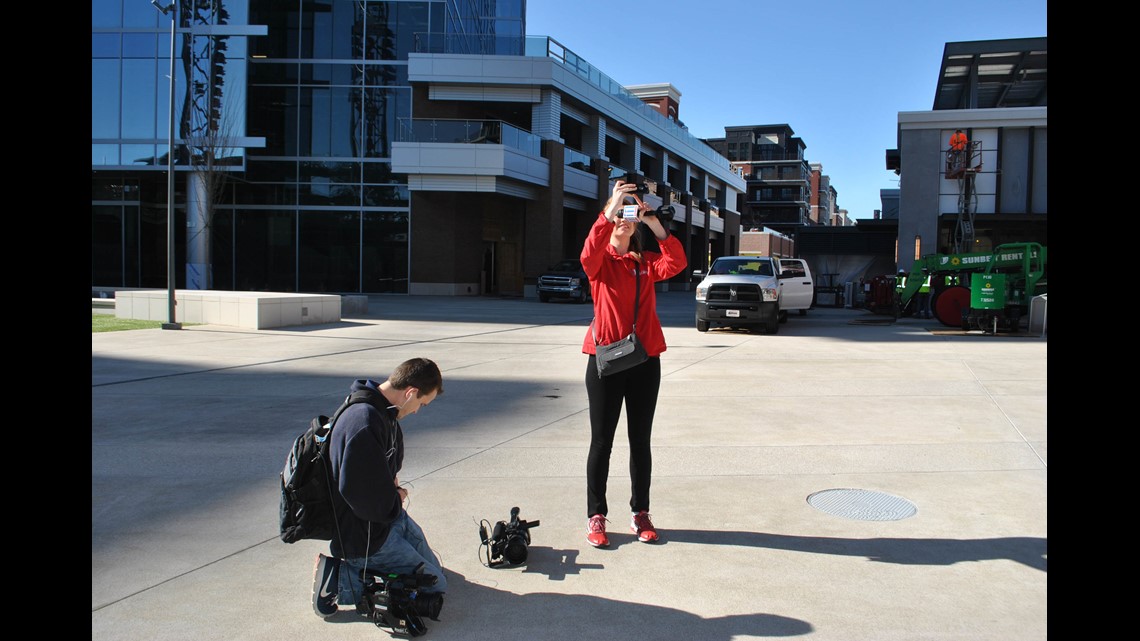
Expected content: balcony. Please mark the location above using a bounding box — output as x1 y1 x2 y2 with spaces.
524 36 736 176
396 119 540 153
392 118 550 193
747 196 808 205
564 147 593 172
746 176 809 186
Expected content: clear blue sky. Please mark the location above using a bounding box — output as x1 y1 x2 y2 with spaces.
525 0 1047 221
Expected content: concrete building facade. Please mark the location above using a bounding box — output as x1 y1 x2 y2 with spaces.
890 37 1047 273
91 0 744 297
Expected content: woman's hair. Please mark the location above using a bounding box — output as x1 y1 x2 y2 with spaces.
628 228 643 262
613 222 644 262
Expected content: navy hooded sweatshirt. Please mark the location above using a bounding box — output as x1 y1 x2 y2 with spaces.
327 379 404 560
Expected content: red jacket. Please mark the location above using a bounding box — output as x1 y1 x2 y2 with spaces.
580 212 688 357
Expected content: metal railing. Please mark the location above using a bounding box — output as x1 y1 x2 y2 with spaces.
527 36 730 173
396 118 542 156
564 147 592 171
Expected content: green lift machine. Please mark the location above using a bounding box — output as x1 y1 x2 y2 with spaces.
896 242 1047 334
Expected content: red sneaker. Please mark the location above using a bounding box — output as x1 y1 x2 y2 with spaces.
586 514 609 547
631 511 658 543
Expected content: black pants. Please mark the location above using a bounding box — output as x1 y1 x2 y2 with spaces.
585 355 661 518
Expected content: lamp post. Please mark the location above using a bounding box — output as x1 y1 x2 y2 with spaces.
153 0 181 329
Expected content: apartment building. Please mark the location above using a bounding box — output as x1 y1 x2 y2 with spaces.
704 124 812 238
809 162 839 226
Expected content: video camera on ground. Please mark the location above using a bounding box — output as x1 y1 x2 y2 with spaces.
356 566 443 638
478 506 540 568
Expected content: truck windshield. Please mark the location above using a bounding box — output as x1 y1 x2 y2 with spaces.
710 259 772 276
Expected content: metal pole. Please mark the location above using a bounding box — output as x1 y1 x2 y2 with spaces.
161 1 181 329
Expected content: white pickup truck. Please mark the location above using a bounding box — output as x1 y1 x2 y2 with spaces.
694 256 814 334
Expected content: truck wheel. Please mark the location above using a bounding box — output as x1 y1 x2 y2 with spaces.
765 313 779 334
696 318 709 332
778 310 788 324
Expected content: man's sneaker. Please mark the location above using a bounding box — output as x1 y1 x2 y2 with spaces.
586 514 609 547
631 511 659 543
312 554 339 618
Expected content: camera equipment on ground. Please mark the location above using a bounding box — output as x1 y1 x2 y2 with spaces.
356 566 443 638
478 507 540 568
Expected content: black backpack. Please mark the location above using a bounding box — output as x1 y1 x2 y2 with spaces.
279 387 385 544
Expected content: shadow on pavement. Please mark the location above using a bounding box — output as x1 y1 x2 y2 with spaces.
323 569 814 640
662 529 1047 572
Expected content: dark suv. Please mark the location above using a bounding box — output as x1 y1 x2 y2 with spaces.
537 259 591 303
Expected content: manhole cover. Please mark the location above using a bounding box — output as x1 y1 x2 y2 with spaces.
807 488 917 521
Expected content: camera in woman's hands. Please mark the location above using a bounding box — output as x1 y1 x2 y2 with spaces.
622 205 639 221
623 173 652 194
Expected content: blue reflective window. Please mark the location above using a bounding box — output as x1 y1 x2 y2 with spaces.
225 0 249 24
92 0 122 27
122 33 157 58
301 87 358 157
299 161 361 183
123 0 159 27
92 33 121 58
92 144 120 166
362 210 408 293
362 162 395 183
298 211 360 292
299 183 361 206
360 87 409 158
429 2 442 38
250 0 291 58
496 0 523 19
122 59 158 138
123 144 159 165
93 59 121 138
362 184 408 207
307 0 360 60
245 160 297 183
250 61 289 84
304 63 358 86
235 210 297 292
92 205 124 285
396 2 430 60
363 63 406 86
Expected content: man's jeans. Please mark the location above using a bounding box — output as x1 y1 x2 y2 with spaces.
337 511 447 605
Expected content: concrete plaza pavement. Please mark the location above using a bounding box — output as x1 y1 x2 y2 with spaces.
92 292 1047 641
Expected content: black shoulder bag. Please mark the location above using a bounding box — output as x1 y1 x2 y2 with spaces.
592 263 649 377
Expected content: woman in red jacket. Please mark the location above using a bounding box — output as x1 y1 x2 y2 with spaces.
580 179 687 548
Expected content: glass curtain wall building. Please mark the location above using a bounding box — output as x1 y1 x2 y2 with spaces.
92 0 525 294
